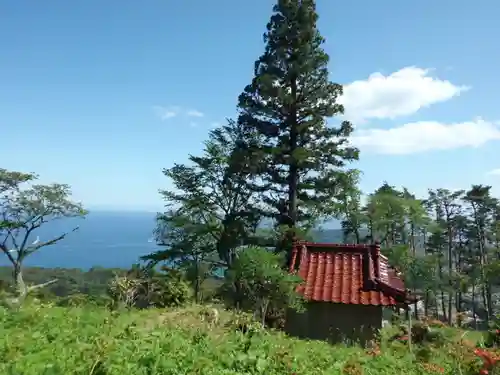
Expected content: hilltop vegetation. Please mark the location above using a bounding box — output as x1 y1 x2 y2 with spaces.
1 302 497 375
1 0 500 374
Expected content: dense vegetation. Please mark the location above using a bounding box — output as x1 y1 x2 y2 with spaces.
1 302 497 375
1 0 499 373
0 266 122 299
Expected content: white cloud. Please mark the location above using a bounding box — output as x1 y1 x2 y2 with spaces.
487 168 500 176
187 110 204 118
153 106 204 120
351 118 500 155
153 105 179 120
340 67 469 122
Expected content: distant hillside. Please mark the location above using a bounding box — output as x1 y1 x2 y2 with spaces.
312 228 344 243
312 228 375 244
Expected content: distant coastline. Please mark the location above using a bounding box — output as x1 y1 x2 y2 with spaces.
0 210 342 270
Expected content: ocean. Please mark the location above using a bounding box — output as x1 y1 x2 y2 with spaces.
0 210 343 270
0 211 159 269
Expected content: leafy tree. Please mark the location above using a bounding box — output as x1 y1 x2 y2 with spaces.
426 188 464 324
0 168 86 302
236 0 358 259
463 185 497 321
222 246 303 325
363 183 406 246
362 183 500 325
142 210 217 302
402 188 430 255
335 170 364 244
143 122 262 301
357 183 439 317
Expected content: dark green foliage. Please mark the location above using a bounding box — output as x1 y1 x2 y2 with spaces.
141 123 266 301
142 210 218 302
143 123 261 274
221 246 304 325
484 316 500 348
0 266 125 300
154 273 194 308
336 170 364 244
56 293 112 308
236 0 358 230
411 321 446 346
0 265 226 308
108 265 194 309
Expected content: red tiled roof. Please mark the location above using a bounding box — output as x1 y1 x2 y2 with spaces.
289 242 413 306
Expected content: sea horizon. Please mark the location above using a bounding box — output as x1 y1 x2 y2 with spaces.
0 210 341 270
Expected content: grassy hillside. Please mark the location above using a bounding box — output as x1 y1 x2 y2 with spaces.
0 302 493 375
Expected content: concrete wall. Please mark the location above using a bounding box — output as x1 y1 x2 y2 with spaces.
285 302 382 347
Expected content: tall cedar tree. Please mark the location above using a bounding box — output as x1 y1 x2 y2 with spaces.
237 0 358 256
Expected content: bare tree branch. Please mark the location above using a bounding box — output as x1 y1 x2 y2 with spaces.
27 278 59 292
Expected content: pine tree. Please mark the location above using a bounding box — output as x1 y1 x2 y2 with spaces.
236 0 358 249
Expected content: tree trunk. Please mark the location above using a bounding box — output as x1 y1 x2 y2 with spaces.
436 258 447 321
410 224 416 256
13 262 27 299
456 239 464 315
288 80 298 228
354 227 360 244
424 290 430 316
472 282 477 330
433 292 439 319
194 262 201 303
369 220 374 243
471 203 492 323
440 290 447 322
447 225 453 326
481 286 489 321
259 299 269 327
9 261 58 307
286 77 299 268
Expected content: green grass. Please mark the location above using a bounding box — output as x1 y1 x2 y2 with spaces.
0 302 488 374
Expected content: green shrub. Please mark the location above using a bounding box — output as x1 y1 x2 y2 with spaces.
485 316 500 348
56 293 112 308
57 293 92 307
108 266 194 309
149 275 193 308
221 246 304 326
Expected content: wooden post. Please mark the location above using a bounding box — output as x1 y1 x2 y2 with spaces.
407 305 412 353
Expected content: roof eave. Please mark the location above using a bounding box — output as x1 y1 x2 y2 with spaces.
374 279 419 304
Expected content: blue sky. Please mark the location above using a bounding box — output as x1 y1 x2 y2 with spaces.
1 0 499 212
